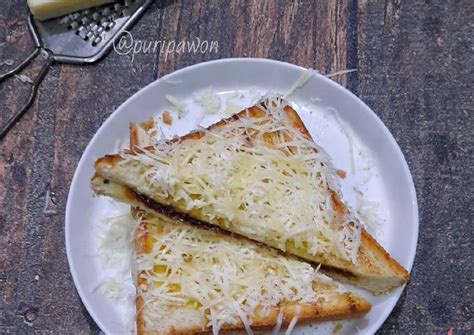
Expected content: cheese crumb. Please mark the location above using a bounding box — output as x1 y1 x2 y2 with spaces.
162 111 173 125
165 94 187 119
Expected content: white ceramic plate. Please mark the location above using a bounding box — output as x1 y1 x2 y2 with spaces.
65 58 418 334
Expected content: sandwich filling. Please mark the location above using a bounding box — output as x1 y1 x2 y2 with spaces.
122 98 361 264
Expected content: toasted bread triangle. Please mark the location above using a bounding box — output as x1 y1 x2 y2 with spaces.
128 206 371 335
94 103 408 295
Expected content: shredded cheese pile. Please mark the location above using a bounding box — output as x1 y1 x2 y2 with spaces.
93 208 138 333
137 217 340 334
124 97 361 263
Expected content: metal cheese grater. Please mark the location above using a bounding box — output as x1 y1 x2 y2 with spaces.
0 0 153 140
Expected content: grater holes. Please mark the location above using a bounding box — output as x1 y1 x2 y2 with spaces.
92 12 101 22
76 26 87 38
68 21 80 31
92 37 102 47
102 21 115 31
51 0 147 47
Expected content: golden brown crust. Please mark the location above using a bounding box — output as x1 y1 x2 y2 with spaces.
136 276 147 335
130 123 139 149
131 123 148 335
360 229 409 281
95 153 123 167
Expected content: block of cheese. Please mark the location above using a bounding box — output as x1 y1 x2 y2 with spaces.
28 0 115 21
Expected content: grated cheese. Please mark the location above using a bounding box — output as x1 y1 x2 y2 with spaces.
326 107 357 175
285 315 299 335
354 187 381 234
194 88 221 115
91 207 138 334
165 94 187 119
97 211 136 271
272 309 285 335
137 215 342 334
123 97 361 264
284 69 317 98
325 69 357 78
92 278 127 299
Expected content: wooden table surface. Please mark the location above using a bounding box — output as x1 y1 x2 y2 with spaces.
0 0 472 334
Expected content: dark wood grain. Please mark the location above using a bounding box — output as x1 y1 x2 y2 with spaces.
356 1 473 333
0 0 472 334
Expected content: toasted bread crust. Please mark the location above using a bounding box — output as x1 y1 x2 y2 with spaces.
137 298 370 335
95 103 409 295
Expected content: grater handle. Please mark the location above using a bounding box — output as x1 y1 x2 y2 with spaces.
0 49 54 140
0 49 40 82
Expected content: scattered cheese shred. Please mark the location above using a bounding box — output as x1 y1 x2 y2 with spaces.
327 107 357 175
165 94 187 119
284 68 317 98
354 187 381 233
285 312 300 335
284 67 357 98
325 69 357 78
272 309 285 335
43 189 57 215
93 208 138 334
0 59 14 66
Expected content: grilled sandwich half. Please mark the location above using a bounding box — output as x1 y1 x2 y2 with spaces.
128 210 371 334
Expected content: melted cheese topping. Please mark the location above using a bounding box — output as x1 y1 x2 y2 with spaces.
123 97 361 263
137 215 340 334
